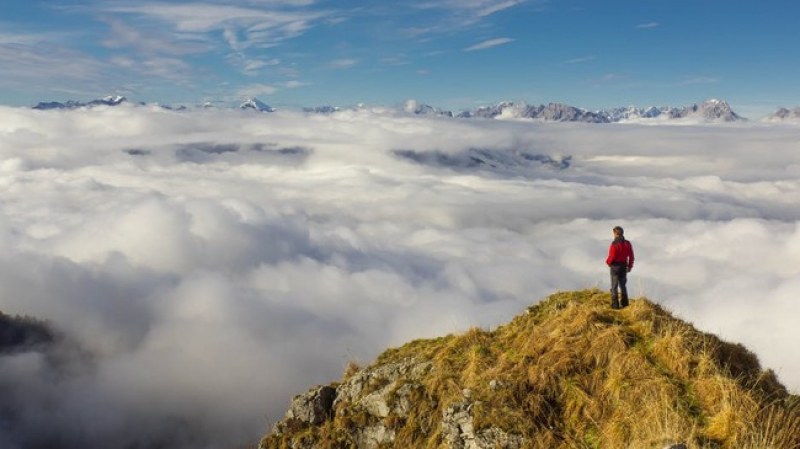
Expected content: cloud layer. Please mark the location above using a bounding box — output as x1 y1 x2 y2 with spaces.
1 105 800 448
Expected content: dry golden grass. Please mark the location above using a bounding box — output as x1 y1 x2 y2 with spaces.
261 289 800 449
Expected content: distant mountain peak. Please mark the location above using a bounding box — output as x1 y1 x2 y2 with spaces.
239 97 275 112
32 95 128 110
692 98 742 121
402 99 453 117
765 106 800 122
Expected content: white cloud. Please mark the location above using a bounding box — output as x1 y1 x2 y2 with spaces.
463 37 514 51
680 76 719 85
102 2 328 51
1 105 800 448
329 58 358 69
636 21 660 29
102 17 210 56
0 43 112 92
404 0 530 37
418 0 526 18
590 72 625 85
236 83 279 96
242 58 281 75
0 31 50 45
565 55 596 64
282 80 309 88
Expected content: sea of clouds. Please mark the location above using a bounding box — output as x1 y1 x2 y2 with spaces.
1 104 799 448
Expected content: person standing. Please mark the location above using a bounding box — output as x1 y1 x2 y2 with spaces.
606 226 634 309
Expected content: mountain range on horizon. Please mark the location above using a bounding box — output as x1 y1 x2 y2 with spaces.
26 96 800 123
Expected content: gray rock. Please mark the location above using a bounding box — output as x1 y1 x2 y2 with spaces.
355 425 396 449
285 385 336 426
442 401 523 449
767 106 800 121
334 359 432 409
392 383 417 418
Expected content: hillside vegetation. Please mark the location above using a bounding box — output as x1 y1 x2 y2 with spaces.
260 289 800 449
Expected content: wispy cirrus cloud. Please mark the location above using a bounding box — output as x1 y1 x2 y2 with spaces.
329 58 358 69
0 31 51 45
0 43 111 87
680 76 719 85
281 80 310 88
565 55 596 64
92 2 331 82
588 73 627 86
464 37 514 52
100 2 329 51
101 17 211 56
403 0 532 38
636 21 660 29
429 0 526 18
236 83 278 97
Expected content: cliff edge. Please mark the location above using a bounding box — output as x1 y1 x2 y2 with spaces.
260 289 799 449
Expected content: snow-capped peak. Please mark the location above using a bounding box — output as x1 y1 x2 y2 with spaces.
100 95 127 105
402 99 453 117
240 97 275 112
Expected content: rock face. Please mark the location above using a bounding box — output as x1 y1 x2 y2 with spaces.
684 98 743 122
441 399 523 449
439 99 746 122
455 101 608 122
32 95 128 110
264 357 526 449
766 107 800 122
267 359 435 449
240 97 275 112
303 105 341 114
281 386 337 427
403 100 453 117
0 311 56 353
259 290 800 449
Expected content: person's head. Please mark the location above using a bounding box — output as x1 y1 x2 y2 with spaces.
613 226 624 238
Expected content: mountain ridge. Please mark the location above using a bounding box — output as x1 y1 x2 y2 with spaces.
28 96 757 123
259 289 800 449
765 107 800 122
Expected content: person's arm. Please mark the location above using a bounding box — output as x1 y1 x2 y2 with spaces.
627 242 635 271
606 243 616 266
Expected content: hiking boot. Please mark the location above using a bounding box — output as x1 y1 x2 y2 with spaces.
611 303 621 310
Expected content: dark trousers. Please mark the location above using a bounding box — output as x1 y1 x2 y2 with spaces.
609 264 628 307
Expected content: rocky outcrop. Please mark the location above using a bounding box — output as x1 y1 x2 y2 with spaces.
286 386 336 426
260 290 800 449
240 97 275 112
455 101 608 122
683 98 743 122
766 107 800 122
435 99 746 122
442 398 523 449
0 311 56 353
263 358 522 449
403 100 453 117
32 96 128 110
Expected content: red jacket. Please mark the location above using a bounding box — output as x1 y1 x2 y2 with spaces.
606 239 634 269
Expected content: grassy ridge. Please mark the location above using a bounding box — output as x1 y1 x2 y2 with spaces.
262 289 800 449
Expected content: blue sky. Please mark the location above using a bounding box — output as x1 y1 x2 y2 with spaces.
1 0 799 116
